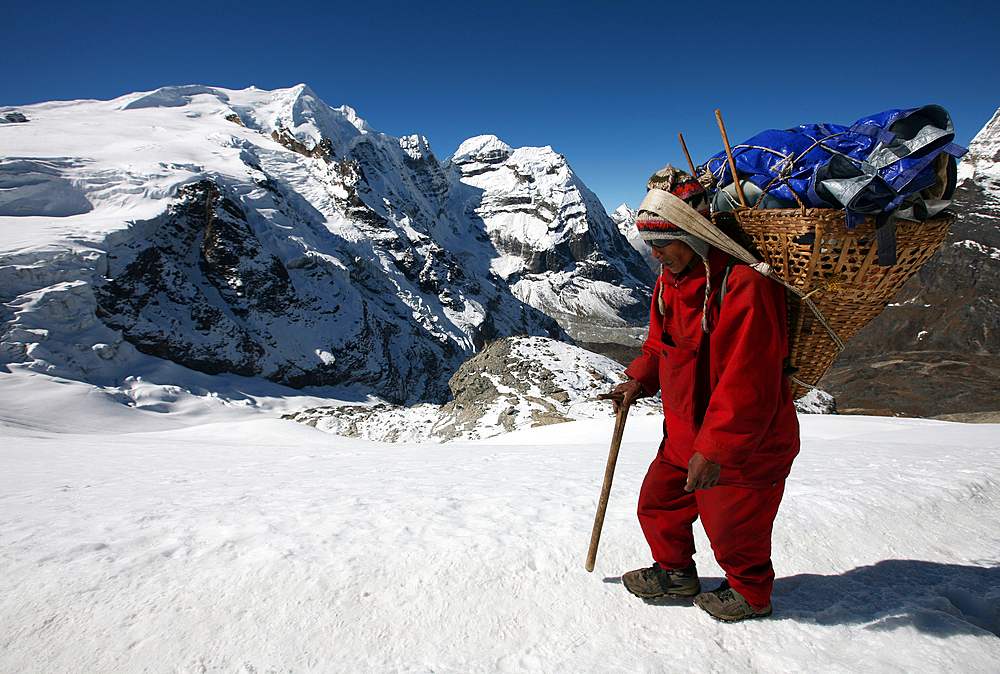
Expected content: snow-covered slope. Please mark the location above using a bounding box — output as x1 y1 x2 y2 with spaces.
1 368 998 673
0 85 651 403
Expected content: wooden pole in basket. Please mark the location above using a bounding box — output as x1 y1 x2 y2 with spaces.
715 109 749 209
678 133 698 180
586 392 629 572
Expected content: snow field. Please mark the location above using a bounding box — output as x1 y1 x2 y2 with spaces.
2 373 999 673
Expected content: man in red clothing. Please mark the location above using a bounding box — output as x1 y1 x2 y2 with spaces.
613 166 800 622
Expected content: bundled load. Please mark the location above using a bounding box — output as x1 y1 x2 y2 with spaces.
677 107 966 397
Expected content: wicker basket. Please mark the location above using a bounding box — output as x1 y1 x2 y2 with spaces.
713 208 956 399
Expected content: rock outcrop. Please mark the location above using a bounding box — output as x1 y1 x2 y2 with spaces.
281 336 661 442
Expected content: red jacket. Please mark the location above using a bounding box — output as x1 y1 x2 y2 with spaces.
625 248 799 488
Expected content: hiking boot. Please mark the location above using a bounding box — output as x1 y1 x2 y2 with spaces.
622 562 701 598
694 582 773 621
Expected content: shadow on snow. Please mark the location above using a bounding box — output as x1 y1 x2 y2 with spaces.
605 560 1000 638
773 559 1000 637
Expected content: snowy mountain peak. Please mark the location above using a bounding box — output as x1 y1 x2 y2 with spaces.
612 203 634 220
445 132 654 322
958 107 1000 188
333 103 374 135
248 86 363 152
610 203 657 274
452 134 513 166
0 84 653 404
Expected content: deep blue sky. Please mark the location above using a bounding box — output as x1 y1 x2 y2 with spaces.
4 0 997 212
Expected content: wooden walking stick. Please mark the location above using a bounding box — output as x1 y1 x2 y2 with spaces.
586 392 629 572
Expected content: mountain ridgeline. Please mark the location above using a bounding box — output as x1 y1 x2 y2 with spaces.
0 85 654 404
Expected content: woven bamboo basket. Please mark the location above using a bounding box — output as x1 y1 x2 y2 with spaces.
714 208 956 399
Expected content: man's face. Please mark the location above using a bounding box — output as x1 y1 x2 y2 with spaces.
650 240 696 275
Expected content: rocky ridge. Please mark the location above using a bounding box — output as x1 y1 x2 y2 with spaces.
281 336 659 442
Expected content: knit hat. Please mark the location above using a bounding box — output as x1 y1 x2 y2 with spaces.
636 165 715 331
635 165 711 261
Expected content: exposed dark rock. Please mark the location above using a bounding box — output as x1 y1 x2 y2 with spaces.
91 175 565 404
270 127 333 163
95 180 293 380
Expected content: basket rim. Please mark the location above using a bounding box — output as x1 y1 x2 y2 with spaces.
726 206 958 225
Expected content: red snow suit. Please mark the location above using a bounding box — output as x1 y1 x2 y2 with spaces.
624 247 799 608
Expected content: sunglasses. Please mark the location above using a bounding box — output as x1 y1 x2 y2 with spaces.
645 239 675 249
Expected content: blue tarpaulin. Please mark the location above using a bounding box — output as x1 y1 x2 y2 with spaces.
701 105 967 264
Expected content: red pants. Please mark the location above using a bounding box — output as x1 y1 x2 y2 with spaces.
638 447 785 609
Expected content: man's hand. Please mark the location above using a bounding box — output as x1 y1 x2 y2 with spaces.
610 378 645 414
685 452 721 491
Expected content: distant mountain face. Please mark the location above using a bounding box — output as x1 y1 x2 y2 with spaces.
818 108 1000 417
449 138 654 322
0 85 652 404
611 204 659 275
